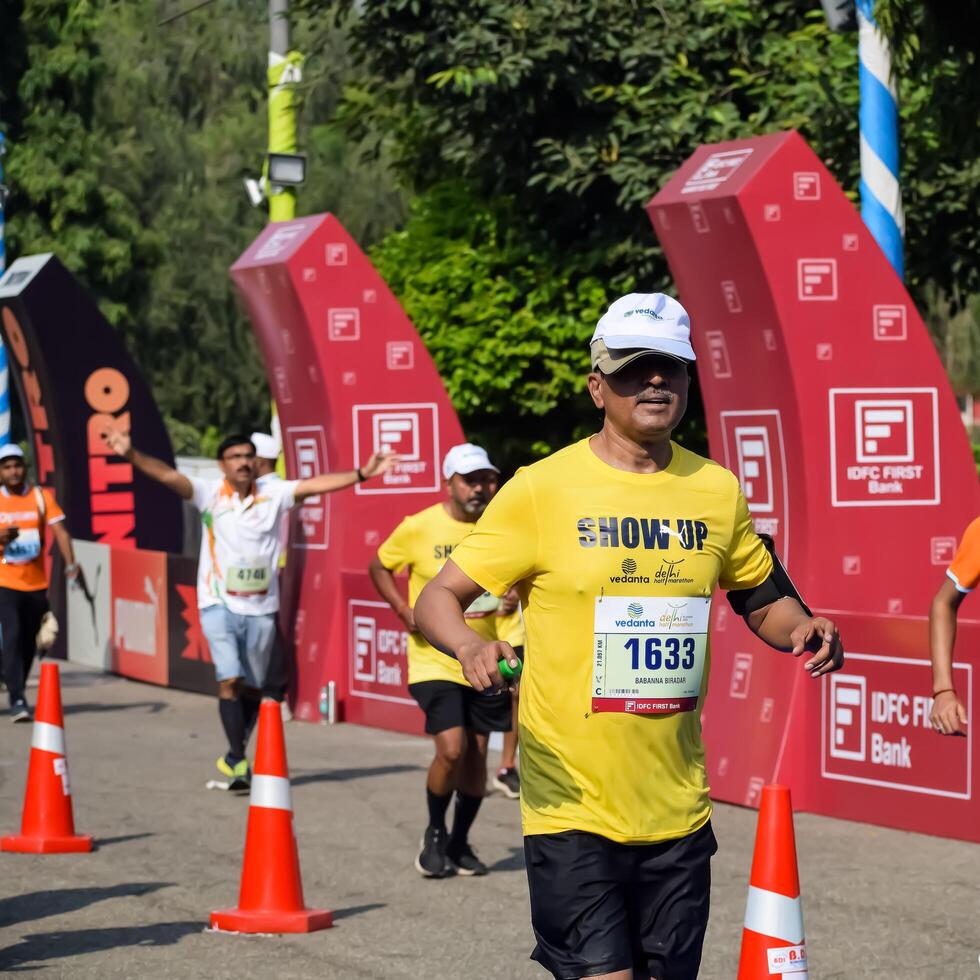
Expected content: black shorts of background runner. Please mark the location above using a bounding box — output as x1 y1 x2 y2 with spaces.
408 680 513 735
525 821 717 980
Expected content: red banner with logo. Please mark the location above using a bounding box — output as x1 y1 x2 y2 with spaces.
648 131 980 841
231 215 464 731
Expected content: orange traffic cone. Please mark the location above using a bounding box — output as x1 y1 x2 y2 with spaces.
737 784 808 978
210 699 332 933
1 661 93 853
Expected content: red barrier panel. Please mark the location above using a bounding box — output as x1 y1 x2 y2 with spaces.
647 131 979 841
230 216 464 731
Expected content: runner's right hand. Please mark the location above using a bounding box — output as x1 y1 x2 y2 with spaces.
398 605 419 633
930 690 968 736
101 425 132 458
457 640 520 692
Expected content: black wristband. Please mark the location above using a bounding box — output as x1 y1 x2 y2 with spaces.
356 467 366 482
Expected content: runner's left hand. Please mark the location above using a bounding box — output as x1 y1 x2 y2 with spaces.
791 617 843 677
361 452 399 479
498 588 519 616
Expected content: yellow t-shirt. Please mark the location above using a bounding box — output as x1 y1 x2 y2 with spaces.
449 438 772 844
495 608 525 648
377 502 525 685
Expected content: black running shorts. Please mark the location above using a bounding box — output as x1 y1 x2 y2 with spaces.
407 680 513 735
524 821 717 980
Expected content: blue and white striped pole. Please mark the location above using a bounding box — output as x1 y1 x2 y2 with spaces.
857 0 904 279
0 131 10 443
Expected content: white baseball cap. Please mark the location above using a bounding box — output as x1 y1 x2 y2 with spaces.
250 432 281 460
0 444 24 462
590 293 696 373
442 443 499 480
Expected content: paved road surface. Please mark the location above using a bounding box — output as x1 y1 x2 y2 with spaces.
0 666 976 978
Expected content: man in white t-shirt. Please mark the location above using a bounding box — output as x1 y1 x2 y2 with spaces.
103 427 396 787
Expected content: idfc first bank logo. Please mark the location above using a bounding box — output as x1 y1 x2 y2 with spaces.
348 600 413 706
822 655 972 799
353 403 440 494
829 388 940 507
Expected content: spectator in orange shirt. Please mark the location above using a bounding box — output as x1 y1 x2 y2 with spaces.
929 515 977 736
0 445 79 722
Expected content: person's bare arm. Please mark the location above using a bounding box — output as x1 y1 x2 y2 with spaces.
415 559 521 691
929 578 969 735
102 425 193 500
50 521 79 581
368 555 416 632
294 451 398 503
746 597 843 677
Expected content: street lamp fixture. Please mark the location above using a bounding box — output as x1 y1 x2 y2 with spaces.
267 152 306 186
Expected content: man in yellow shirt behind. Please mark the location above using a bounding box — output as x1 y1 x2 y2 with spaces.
369 443 524 879
416 293 844 980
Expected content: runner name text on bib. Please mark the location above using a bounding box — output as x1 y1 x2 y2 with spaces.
592 595 711 714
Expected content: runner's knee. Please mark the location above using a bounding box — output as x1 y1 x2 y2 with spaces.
435 729 466 766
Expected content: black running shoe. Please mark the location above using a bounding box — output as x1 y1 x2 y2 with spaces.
447 841 488 877
415 826 453 878
493 767 520 799
10 700 31 724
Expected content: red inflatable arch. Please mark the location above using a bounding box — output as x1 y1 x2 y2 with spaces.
648 130 979 841
231 215 465 732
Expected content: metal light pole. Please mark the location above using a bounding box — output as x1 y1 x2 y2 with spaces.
267 0 303 222
0 132 11 443
819 0 904 281
857 0 904 280
0 131 6 275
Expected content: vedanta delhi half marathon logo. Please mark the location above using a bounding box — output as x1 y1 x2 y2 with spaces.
610 558 651 584
659 601 696 630
627 602 644 619
654 559 694 585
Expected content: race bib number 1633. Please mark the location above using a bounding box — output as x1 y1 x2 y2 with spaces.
592 596 711 714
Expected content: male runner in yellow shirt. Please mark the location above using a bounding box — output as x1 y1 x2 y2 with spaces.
369 444 524 879
416 293 844 980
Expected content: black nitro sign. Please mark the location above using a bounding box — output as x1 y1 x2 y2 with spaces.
0 254 182 552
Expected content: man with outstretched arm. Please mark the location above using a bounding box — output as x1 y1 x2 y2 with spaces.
103 425 396 788
415 293 844 980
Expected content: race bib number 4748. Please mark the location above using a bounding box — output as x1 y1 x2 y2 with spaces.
592 596 710 714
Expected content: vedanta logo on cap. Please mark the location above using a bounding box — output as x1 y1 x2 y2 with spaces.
623 308 664 320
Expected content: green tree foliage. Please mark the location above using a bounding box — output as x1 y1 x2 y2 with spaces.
1 0 404 454
371 181 707 469
313 0 980 464
330 0 977 297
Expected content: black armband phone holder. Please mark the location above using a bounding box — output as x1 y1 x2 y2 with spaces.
726 533 812 619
